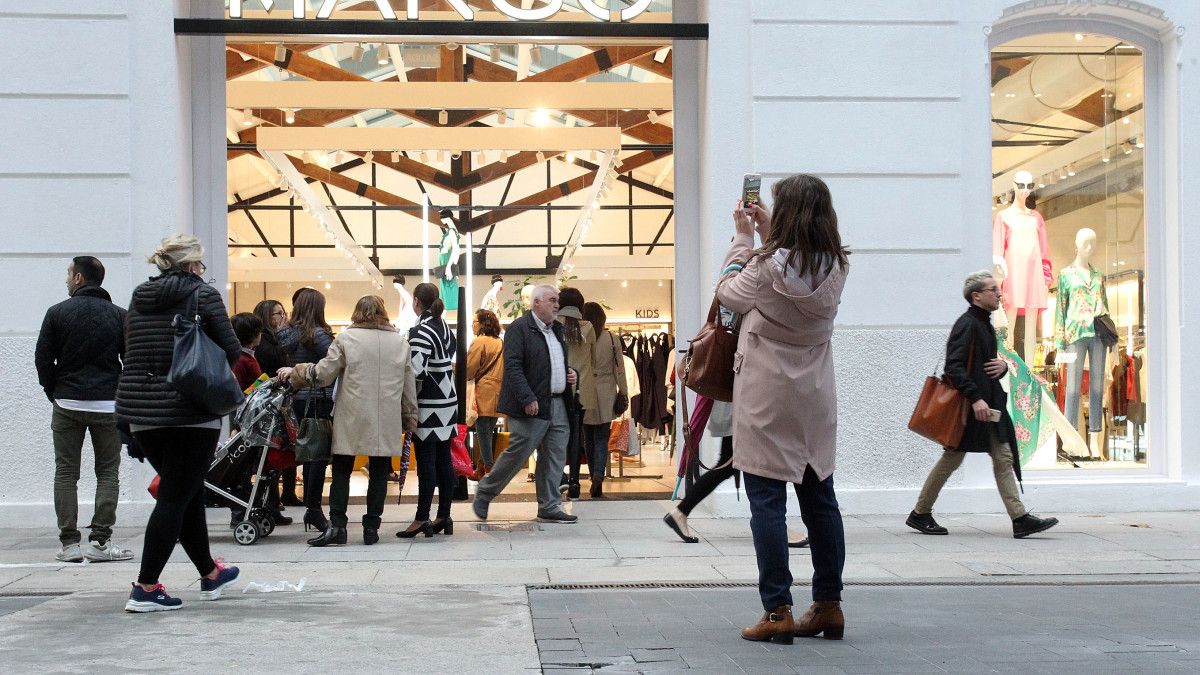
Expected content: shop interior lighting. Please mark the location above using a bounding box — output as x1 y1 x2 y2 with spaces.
284 108 296 124
530 45 541 64
1136 135 1144 148
490 45 502 61
377 45 389 66
352 44 365 62
532 108 551 127
500 150 509 163
445 43 460 52
418 150 428 163
1067 164 1076 177
438 109 449 125
536 150 546 163
1123 116 1131 125
1075 33 1085 41
565 151 576 163
495 110 506 126
241 109 254 127
438 150 447 163
1037 178 1046 189
647 110 660 124
1123 142 1133 155
1102 153 1111 163
391 151 401 163
364 151 374 163
1058 167 1068 180
451 151 462 160
274 44 287 61
653 47 671 64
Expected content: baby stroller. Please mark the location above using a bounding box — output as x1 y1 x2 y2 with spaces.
207 378 299 546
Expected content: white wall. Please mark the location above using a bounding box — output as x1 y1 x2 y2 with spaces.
0 1 184 520
694 0 1200 511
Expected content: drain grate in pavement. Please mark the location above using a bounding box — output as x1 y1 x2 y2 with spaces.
0 591 72 598
530 578 1200 591
473 522 542 532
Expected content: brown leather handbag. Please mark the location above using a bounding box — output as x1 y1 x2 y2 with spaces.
907 337 975 448
681 296 738 402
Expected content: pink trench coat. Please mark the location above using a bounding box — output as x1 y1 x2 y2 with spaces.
716 233 847 484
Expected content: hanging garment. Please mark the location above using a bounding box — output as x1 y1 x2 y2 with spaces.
437 230 460 311
995 327 1053 467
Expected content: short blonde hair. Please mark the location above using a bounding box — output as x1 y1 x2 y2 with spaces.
351 295 391 327
148 234 204 272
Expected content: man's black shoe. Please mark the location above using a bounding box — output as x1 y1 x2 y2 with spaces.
537 511 578 524
905 511 948 535
1013 514 1058 539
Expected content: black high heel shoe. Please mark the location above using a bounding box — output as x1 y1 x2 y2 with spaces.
396 520 432 539
303 509 329 533
307 525 346 547
429 517 454 536
363 528 379 545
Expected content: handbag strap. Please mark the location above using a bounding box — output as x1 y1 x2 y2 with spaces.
302 368 318 419
677 371 734 473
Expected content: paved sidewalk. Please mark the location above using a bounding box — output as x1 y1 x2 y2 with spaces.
1 502 1198 672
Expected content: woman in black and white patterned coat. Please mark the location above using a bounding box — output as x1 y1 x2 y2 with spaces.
397 282 459 538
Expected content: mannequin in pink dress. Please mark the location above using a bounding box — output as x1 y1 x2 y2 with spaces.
992 170 1052 359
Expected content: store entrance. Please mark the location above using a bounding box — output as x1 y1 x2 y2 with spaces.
223 14 680 502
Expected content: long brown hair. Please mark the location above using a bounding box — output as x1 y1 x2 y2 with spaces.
475 309 501 337
253 300 283 338
558 287 585 345
760 174 850 276
351 295 391 327
412 282 444 319
582 302 606 337
289 287 332 348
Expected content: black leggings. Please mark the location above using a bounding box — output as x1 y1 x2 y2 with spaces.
414 436 455 521
136 427 220 585
677 436 737 516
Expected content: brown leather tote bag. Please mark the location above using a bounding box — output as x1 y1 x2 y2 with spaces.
907 337 975 448
681 296 738 402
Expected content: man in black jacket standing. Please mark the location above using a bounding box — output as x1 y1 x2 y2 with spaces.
473 285 578 523
35 256 133 563
906 270 1058 539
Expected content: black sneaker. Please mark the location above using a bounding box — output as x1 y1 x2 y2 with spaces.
537 511 578 524
1013 514 1059 539
125 583 183 613
905 511 949 535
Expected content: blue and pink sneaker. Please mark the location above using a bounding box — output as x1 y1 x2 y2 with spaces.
125 583 183 613
199 563 240 600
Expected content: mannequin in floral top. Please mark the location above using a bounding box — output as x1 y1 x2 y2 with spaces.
1054 228 1110 450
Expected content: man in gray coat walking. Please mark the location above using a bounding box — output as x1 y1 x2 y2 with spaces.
473 285 578 523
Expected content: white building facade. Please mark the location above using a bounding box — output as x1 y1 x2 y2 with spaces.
1 0 1197 524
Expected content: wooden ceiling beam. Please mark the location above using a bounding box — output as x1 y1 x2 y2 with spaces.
282 153 443 228
463 149 668 233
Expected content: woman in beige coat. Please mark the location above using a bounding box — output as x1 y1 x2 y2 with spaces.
283 296 418 547
581 302 628 498
556 287 595 499
716 174 850 645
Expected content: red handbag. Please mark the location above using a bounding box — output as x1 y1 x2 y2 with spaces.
450 424 474 477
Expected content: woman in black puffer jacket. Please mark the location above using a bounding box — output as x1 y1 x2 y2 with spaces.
117 234 243 613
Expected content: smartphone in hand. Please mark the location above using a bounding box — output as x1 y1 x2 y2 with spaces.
742 173 761 207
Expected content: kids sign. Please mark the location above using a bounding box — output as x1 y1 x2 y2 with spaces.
230 1 655 22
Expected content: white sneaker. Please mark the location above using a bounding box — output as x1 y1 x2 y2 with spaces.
55 543 84 563
84 541 134 562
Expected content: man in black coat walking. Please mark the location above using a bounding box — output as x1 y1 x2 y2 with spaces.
34 256 133 563
906 270 1059 539
473 285 578 523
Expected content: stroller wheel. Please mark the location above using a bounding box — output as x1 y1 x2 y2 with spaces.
257 515 275 538
233 520 260 546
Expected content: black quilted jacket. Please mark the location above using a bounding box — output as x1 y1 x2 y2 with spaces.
116 271 240 427
34 285 126 401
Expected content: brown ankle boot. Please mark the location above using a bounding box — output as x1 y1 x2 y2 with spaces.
793 601 844 640
740 605 794 644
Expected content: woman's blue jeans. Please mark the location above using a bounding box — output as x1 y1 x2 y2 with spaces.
744 467 845 610
1065 335 1107 433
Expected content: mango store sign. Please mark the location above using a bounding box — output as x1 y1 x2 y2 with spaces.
230 1 655 22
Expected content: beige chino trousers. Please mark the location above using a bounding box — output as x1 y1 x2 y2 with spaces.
914 426 1027 520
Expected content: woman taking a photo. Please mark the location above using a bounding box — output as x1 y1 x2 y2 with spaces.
580 302 626 498
717 174 850 643
118 234 242 612
277 288 335 533
398 282 459 538
283 296 418 546
556 287 595 499
466 308 504 479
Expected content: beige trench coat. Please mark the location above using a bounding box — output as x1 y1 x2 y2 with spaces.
584 329 630 425
715 233 847 483
557 315 597 413
292 325 418 457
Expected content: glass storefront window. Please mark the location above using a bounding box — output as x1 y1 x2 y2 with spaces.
991 33 1147 470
